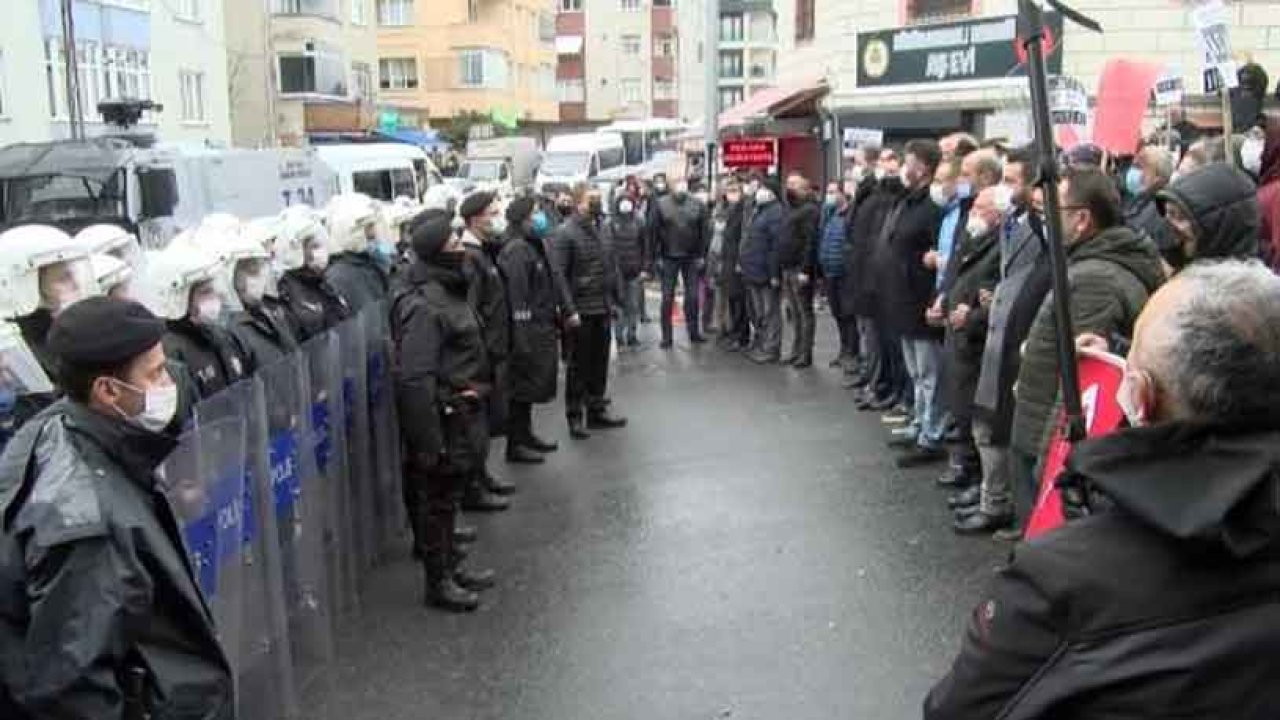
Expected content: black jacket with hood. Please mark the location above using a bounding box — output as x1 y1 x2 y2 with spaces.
1158 163 1262 268
926 422 1280 720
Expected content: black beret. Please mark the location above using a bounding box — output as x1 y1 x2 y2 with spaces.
505 196 537 226
48 297 166 368
410 209 454 260
458 191 496 221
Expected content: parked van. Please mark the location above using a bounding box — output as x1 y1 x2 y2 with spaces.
534 133 625 194
457 137 540 197
314 143 444 203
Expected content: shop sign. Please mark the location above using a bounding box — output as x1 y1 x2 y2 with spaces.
722 138 776 168
856 12 1063 87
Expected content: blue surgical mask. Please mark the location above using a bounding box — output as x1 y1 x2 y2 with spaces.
531 210 550 238
1124 166 1143 197
955 181 973 199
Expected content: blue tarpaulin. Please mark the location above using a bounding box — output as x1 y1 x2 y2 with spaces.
376 128 448 151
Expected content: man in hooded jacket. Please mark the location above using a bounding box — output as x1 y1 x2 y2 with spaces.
1158 162 1261 272
926 259 1280 719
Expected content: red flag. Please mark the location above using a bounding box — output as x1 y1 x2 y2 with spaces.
1025 350 1128 538
1092 59 1162 155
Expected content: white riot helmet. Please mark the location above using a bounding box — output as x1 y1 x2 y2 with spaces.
0 224 95 319
91 253 134 299
0 321 54 397
75 223 144 269
276 206 330 273
136 238 224 321
423 184 458 214
196 212 243 240
326 193 380 254
384 196 423 232
191 225 274 309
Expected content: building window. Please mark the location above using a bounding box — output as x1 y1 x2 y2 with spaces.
172 0 200 21
467 0 478 22
619 78 641 104
274 0 338 16
719 87 744 112
539 13 555 42
44 40 152 121
378 57 417 89
351 0 366 24
539 64 555 99
795 0 815 42
654 34 674 57
178 70 206 121
621 34 641 56
719 14 743 42
719 51 743 79
653 0 671 5
559 0 581 11
557 78 584 103
351 61 372 98
654 79 675 100
278 43 348 96
377 0 411 26
906 0 974 23
620 0 641 10
458 48 508 89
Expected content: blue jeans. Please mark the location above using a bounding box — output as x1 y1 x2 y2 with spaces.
901 337 945 449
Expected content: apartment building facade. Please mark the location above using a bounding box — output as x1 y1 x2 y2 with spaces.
378 0 558 132
221 0 379 147
675 0 778 126
0 0 232 146
555 0 677 125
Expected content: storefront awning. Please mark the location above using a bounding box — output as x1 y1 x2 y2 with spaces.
719 77 829 131
555 35 584 55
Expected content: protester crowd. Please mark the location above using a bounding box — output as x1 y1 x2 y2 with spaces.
1 111 1280 717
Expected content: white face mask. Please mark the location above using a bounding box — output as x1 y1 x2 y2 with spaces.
873 167 887 182
755 188 774 204
1241 137 1264 175
842 181 858 196
113 378 179 433
618 199 634 214
929 183 951 208
849 166 866 184
488 215 508 237
306 243 330 272
965 216 991 238
194 296 223 325
241 272 269 304
993 184 1015 213
1116 371 1146 427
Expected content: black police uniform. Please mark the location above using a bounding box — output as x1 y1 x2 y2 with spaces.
161 319 251 400
279 267 351 343
325 251 388 314
228 298 300 374
497 228 560 450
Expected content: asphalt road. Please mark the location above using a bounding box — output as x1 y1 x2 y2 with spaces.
303 314 1003 720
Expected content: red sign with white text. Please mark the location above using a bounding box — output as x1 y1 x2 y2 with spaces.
1025 350 1127 539
722 138 776 168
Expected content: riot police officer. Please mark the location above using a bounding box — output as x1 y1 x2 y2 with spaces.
0 297 234 719
137 238 250 399
325 193 392 312
391 209 497 613
1 224 96 378
458 191 515 505
277 207 351 341
208 221 300 370
498 197 561 462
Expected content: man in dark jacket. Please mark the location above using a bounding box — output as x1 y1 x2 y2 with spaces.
927 259 1280 719
228 252 299 372
603 194 647 348
391 210 497 613
1157 162 1261 271
780 173 821 368
877 139 946 467
550 185 627 439
969 148 1051 538
1010 166 1166 533
324 195 390 313
0 297 234 718
714 179 750 351
819 181 857 369
458 191 515 506
1122 145 1175 258
741 181 784 363
653 180 710 348
498 198 560 463
278 226 351 343
854 150 911 408
840 148 891 391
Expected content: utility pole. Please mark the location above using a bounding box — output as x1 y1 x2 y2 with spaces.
60 0 85 139
702 0 718 193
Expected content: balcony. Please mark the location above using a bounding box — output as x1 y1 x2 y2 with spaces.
272 0 338 19
652 55 675 81
557 56 584 80
651 5 674 33
652 99 677 119
560 102 586 123
556 12 584 34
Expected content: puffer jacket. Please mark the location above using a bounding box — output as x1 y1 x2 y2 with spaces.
653 193 709 260
841 177 899 317
926 422 1280 720
550 213 610 317
739 199 783 284
819 204 847 278
1010 226 1165 458
779 196 820 272
603 211 646 280
718 200 747 290
1158 163 1261 266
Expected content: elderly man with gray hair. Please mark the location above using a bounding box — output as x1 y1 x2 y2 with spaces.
1123 144 1175 253
926 259 1280 718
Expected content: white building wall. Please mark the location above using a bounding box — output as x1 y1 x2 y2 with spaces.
676 0 706 124
584 0 651 119
0 1 54 145
150 0 232 145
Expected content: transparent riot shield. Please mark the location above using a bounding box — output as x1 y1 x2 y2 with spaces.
163 415 246 696
362 301 406 558
195 380 298 720
301 330 359 618
336 316 376 577
258 352 335 696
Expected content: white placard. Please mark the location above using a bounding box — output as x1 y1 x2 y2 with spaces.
1154 70 1184 106
842 127 885 157
1192 0 1238 91
1048 75 1089 127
